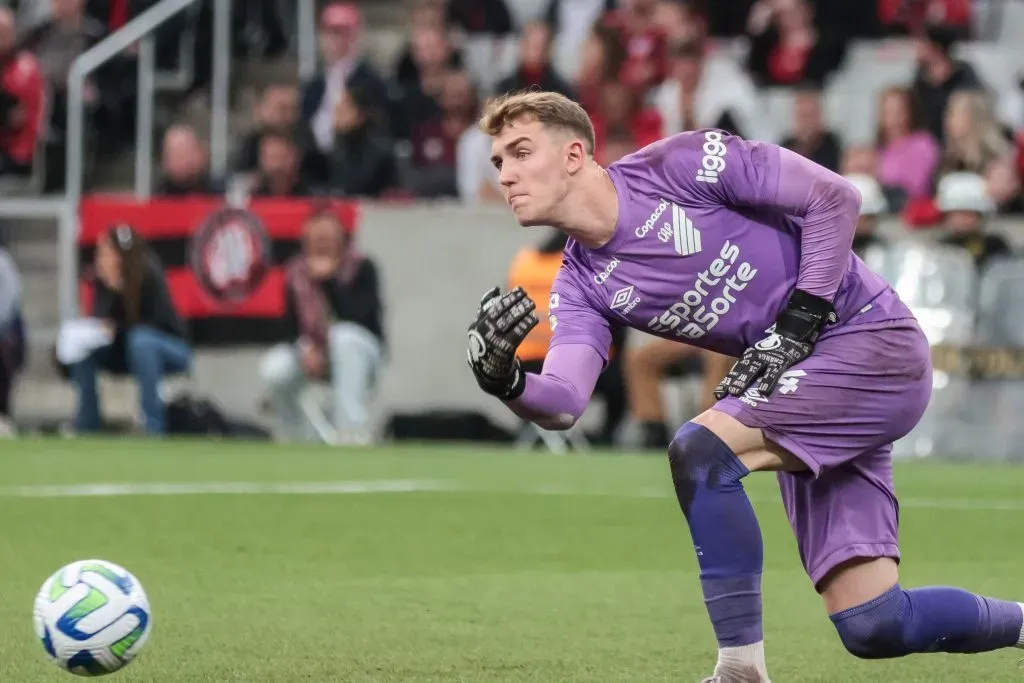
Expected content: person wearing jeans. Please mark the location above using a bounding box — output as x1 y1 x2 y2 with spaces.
260 207 384 444
71 224 191 435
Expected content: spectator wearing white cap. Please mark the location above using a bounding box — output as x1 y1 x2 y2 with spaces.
302 2 390 155
845 173 888 259
936 171 1012 269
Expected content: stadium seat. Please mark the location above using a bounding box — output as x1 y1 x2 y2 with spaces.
868 241 977 345
877 243 978 459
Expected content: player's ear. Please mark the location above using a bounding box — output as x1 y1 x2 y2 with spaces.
565 139 586 175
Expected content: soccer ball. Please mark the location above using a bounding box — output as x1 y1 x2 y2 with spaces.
33 559 152 676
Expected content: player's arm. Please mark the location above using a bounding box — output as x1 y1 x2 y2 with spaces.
466 276 611 431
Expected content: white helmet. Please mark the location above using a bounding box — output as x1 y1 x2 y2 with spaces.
936 172 994 214
844 173 887 216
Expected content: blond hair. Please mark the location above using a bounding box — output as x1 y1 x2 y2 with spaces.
479 90 596 155
942 90 1010 175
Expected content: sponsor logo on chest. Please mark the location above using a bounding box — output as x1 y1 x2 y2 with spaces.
647 240 759 339
635 200 702 257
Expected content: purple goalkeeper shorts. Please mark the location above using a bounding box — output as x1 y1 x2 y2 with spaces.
714 316 933 588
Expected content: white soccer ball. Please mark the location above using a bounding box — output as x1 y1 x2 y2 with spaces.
33 559 152 676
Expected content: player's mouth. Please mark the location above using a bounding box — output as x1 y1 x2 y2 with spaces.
509 194 527 207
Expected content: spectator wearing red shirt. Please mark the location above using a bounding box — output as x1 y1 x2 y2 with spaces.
745 0 846 88
602 0 669 95
0 7 43 177
494 21 574 99
591 80 663 166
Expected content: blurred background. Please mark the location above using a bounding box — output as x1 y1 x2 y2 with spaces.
0 0 1023 459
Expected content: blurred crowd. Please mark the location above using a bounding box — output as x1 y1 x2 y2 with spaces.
4 0 1024 445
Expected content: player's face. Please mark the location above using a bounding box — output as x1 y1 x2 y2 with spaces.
490 117 572 227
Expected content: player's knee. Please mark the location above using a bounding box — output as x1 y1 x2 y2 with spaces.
668 422 749 512
831 588 911 659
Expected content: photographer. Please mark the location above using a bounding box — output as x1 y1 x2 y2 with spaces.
0 7 43 177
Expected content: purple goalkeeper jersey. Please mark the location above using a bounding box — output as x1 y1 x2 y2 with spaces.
546 130 911 362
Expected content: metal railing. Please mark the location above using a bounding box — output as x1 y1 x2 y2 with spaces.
45 0 317 322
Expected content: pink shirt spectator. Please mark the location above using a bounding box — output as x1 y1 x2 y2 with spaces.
877 131 940 199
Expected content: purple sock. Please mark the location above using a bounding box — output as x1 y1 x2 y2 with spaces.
669 423 764 648
831 584 1024 658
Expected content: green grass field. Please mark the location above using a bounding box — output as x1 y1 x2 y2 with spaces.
0 440 1021 682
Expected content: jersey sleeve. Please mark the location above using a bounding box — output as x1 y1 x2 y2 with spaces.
547 264 613 362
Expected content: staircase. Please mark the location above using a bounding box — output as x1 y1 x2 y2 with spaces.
8 0 410 428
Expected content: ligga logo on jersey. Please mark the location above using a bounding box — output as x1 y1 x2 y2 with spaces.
647 240 758 339
695 130 727 184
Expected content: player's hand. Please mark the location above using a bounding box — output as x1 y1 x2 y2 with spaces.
467 286 538 400
714 289 837 400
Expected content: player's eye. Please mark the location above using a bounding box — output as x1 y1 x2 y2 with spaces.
517 150 529 160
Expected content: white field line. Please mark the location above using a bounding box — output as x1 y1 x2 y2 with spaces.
0 480 1020 512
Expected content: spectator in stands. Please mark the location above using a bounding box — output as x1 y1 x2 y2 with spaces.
251 132 311 197
508 228 628 446
779 84 842 172
405 69 478 198
879 0 972 38
602 126 639 165
911 23 982 142
446 0 513 37
651 38 773 141
234 82 325 186
842 143 878 176
844 173 889 258
544 0 616 83
875 85 941 207
260 207 384 445
604 0 669 95
574 24 626 113
71 225 191 435
456 115 503 204
940 90 1018 203
394 6 463 90
936 172 1012 269
591 80 662 166
157 125 221 196
21 0 103 135
494 21 573 99
625 339 734 449
653 0 706 42
328 83 397 198
0 7 43 178
391 23 459 140
0 245 24 437
745 0 846 88
303 2 389 155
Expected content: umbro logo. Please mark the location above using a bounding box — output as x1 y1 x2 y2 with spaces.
658 204 702 256
610 285 641 315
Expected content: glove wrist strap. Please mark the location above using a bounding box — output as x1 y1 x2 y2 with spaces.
775 289 837 343
480 361 526 400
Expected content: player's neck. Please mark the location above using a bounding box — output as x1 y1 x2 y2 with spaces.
549 163 618 250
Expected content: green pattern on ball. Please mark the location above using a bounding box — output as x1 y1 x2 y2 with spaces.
48 571 69 602
64 587 108 622
110 622 145 659
79 562 124 587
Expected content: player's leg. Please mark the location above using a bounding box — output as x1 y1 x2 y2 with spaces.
820 539 1024 658
669 408 806 682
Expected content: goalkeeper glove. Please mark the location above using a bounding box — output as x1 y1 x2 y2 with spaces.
467 286 538 400
714 289 837 400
